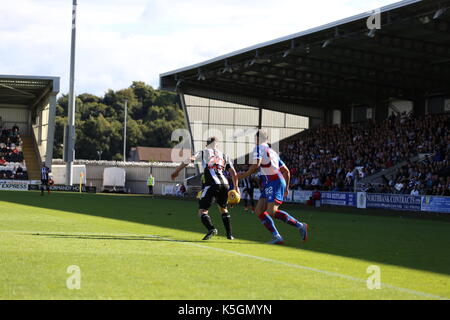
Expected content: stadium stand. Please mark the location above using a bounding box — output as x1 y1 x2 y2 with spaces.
0 125 28 180
160 0 450 200
0 75 59 181
279 112 450 196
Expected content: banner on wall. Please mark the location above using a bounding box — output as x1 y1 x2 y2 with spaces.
162 184 176 195
421 196 450 214
291 190 313 204
357 192 367 209
366 193 422 211
0 180 30 191
28 184 96 193
321 192 356 206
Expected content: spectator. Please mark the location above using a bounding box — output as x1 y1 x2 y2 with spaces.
279 112 449 196
147 173 155 195
410 185 420 196
311 175 321 188
0 125 27 180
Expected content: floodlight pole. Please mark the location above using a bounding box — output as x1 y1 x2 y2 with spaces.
66 0 78 186
123 100 128 162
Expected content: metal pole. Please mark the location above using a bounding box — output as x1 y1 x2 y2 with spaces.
123 100 128 162
258 107 263 129
66 0 77 186
177 89 200 175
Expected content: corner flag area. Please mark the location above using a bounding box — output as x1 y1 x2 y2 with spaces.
0 191 449 300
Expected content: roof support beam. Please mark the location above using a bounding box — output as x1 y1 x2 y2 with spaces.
31 83 52 109
277 55 446 89
239 64 406 96
0 83 35 97
307 45 450 84
220 73 391 104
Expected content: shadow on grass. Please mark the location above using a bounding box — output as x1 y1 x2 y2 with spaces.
29 233 250 245
1 191 450 276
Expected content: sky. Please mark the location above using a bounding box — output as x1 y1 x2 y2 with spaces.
0 0 400 96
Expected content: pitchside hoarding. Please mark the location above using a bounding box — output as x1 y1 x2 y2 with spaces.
365 193 422 211
355 192 450 213
28 184 96 193
421 196 450 214
321 192 356 206
291 190 312 204
0 180 29 191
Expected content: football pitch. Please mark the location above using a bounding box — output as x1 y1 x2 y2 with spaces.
0 191 449 300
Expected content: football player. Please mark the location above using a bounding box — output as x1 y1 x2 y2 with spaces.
40 162 51 196
171 137 239 240
241 168 256 213
238 130 309 244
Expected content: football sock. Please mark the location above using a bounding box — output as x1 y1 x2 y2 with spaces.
200 213 215 231
258 212 280 237
275 210 302 228
221 213 232 236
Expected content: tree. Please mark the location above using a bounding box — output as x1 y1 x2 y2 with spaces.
53 82 185 161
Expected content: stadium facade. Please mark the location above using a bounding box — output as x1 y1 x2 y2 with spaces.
160 0 450 165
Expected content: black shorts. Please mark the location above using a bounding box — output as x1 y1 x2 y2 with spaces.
243 187 254 198
199 184 229 210
41 179 49 186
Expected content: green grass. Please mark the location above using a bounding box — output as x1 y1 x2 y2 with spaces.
0 191 449 300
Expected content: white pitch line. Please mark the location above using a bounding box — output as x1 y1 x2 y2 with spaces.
2 230 449 300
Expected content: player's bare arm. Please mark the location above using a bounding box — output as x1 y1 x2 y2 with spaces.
280 165 290 197
238 159 261 180
228 167 240 194
171 157 194 180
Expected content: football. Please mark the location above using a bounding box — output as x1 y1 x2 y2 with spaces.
228 190 241 205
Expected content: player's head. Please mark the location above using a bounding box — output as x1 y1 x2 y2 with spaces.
255 129 269 145
206 136 219 149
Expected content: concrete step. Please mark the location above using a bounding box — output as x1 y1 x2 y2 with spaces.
19 136 42 180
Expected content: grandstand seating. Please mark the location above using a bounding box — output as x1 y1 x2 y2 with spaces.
279 112 450 196
0 126 29 180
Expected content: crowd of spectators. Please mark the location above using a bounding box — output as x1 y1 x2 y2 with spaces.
279 112 450 196
378 155 450 196
0 121 28 180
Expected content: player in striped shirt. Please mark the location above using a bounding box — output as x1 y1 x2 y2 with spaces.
238 130 308 244
241 171 256 213
40 162 51 196
171 137 239 240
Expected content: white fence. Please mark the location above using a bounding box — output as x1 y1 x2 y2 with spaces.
51 160 197 195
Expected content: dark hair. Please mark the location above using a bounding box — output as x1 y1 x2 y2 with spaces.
206 136 218 146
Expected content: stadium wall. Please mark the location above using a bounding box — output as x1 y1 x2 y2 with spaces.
51 160 196 195
31 93 57 167
180 93 309 166
0 105 30 135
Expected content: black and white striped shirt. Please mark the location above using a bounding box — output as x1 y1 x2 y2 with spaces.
41 166 50 180
242 176 254 189
194 148 233 187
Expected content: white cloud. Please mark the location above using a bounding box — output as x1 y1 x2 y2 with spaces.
0 0 398 96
